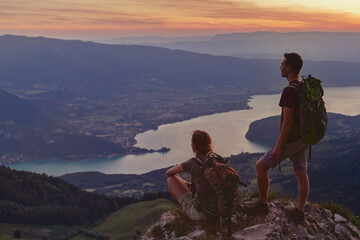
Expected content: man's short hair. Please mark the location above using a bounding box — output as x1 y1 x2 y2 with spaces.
284 52 303 74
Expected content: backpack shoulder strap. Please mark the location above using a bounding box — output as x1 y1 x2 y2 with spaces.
287 82 301 90
206 152 226 163
193 156 205 167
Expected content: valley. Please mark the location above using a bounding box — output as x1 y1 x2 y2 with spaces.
1 35 360 165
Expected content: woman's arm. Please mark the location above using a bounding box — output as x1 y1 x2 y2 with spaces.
166 164 184 177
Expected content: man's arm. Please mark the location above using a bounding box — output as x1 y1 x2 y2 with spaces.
271 107 295 159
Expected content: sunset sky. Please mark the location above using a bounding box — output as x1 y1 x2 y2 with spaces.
1 0 360 40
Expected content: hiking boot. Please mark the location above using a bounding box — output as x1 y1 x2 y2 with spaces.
243 201 269 216
285 207 305 224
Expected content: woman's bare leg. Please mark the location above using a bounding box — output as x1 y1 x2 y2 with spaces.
167 174 191 203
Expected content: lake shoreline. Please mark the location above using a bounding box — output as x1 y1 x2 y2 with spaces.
6 85 360 176
2 104 253 165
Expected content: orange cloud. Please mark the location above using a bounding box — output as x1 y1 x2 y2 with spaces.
0 0 359 38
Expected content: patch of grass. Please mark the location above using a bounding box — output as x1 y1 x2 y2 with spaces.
248 191 259 199
165 219 190 237
307 215 316 224
320 202 360 229
165 207 223 238
70 234 93 240
92 198 175 240
0 223 82 240
268 191 280 201
245 191 293 204
164 209 193 238
150 225 164 239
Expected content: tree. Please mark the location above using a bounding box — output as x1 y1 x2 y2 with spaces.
14 229 21 238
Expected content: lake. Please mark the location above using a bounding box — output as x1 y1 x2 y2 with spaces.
6 86 360 176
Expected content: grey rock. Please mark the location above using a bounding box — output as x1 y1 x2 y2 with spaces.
232 215 239 223
321 209 332 218
317 221 325 230
268 207 278 213
345 232 359 240
311 224 319 233
232 223 276 240
158 212 179 228
145 199 360 240
284 202 295 211
345 221 360 237
273 200 280 204
216 232 223 237
312 212 323 222
304 219 310 227
304 202 312 212
187 229 206 239
297 224 308 235
176 237 191 240
335 224 347 237
326 217 334 225
313 206 321 214
266 212 276 221
334 214 347 223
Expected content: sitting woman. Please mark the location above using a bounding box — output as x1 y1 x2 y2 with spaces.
166 130 217 221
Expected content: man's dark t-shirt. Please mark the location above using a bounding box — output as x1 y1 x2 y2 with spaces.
279 80 301 143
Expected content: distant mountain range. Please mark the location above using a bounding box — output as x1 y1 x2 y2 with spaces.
0 34 359 163
1 34 360 92
106 31 360 63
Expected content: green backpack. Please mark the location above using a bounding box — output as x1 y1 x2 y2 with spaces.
289 75 328 145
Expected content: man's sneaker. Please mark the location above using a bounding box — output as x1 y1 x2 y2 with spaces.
243 201 269 216
285 207 305 223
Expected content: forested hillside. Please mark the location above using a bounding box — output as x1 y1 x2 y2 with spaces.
59 168 169 198
0 166 137 225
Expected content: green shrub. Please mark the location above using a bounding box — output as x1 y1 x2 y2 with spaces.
320 202 360 229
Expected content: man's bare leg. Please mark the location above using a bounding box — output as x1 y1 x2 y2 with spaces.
256 159 271 205
294 170 309 211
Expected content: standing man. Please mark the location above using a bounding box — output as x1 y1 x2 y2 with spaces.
246 53 309 222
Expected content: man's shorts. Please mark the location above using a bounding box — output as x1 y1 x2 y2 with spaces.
261 139 309 171
177 192 207 221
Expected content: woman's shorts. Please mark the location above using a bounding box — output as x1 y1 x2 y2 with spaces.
177 192 207 221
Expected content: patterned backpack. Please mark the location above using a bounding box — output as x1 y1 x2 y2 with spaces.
193 152 246 236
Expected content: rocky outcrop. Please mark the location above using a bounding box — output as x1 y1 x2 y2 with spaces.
142 197 360 240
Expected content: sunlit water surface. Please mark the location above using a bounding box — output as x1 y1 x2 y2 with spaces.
6 86 360 176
